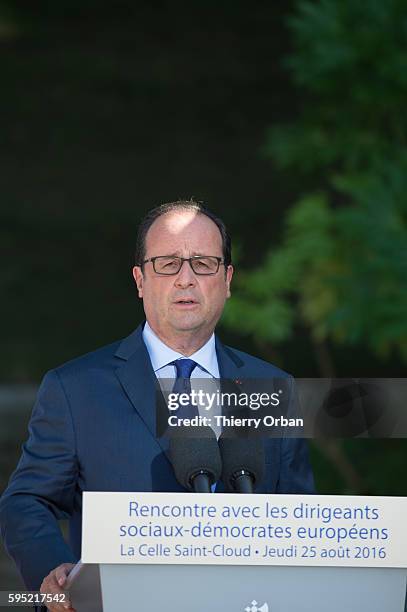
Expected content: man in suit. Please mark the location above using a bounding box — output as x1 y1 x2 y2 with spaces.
0 200 314 610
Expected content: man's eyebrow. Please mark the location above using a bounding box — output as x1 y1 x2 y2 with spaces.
190 251 223 257
148 252 180 258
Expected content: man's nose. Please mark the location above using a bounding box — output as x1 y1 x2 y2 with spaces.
174 260 197 287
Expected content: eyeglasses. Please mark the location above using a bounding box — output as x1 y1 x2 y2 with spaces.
141 255 225 275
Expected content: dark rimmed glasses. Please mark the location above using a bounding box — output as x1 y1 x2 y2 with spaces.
141 255 225 275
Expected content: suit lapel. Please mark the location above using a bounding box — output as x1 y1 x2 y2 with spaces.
115 330 245 424
215 336 244 378
114 325 170 459
216 336 252 409
113 328 250 483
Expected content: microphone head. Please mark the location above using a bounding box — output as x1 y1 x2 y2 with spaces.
169 426 222 491
218 434 265 491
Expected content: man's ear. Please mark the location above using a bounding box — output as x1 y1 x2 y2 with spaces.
132 266 144 298
225 264 234 299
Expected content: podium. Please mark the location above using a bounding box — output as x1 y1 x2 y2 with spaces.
67 561 407 612
71 491 407 612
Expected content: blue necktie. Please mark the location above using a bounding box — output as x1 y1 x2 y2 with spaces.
172 359 217 492
171 359 198 419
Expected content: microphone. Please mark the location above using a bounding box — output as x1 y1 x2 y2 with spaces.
169 426 222 492
219 434 265 493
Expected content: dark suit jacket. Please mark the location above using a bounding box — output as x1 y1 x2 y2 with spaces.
0 325 314 590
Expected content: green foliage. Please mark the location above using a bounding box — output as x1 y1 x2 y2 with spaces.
224 0 407 364
330 162 407 356
223 194 335 343
267 0 407 172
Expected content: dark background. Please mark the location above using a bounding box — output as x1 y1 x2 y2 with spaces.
2 1 299 380
1 0 406 590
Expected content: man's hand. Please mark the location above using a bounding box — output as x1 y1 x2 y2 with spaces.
40 562 76 611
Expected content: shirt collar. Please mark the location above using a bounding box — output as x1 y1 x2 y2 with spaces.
142 321 219 377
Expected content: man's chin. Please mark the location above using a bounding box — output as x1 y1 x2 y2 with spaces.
169 314 205 333
172 322 203 333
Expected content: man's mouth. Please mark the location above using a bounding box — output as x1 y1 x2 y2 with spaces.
174 298 198 305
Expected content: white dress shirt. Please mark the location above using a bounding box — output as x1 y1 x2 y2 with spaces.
142 321 220 380
142 321 222 438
